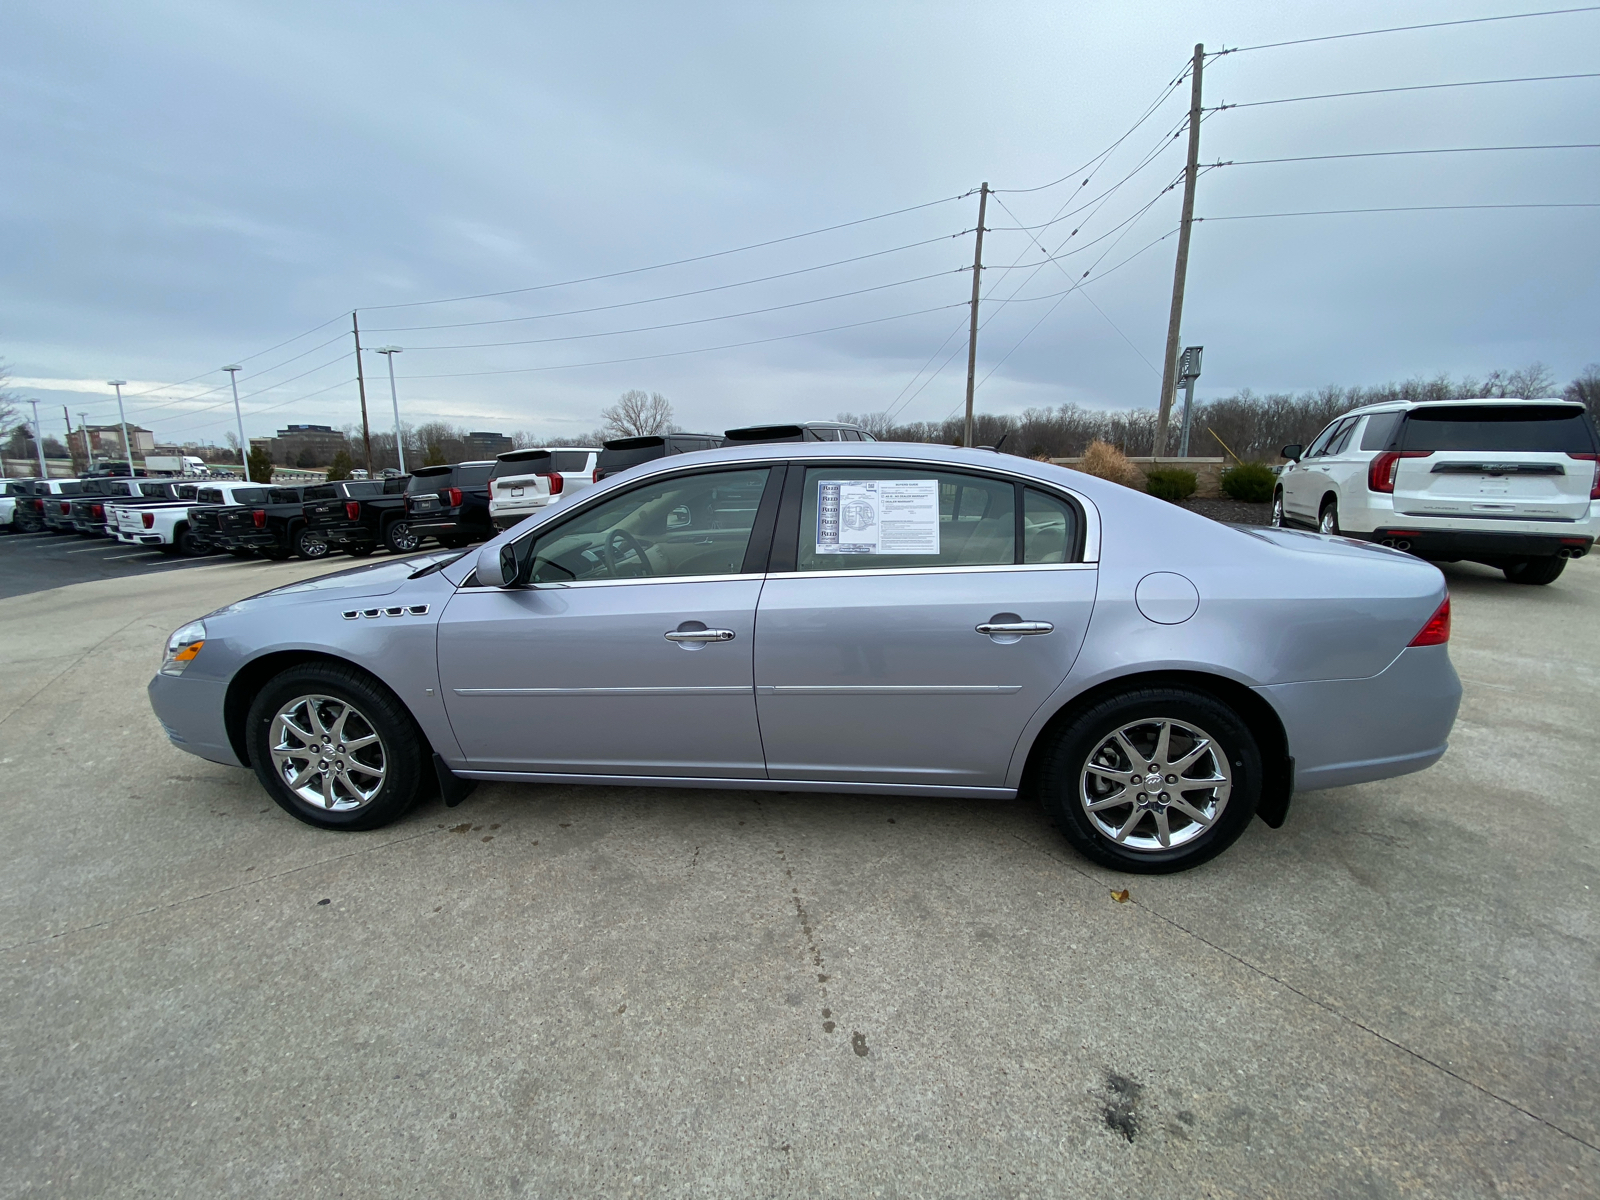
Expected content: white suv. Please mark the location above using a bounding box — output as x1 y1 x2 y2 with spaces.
488 447 599 530
1274 397 1599 585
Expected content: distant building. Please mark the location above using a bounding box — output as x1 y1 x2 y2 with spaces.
461 430 513 459
262 424 350 466
72 424 155 462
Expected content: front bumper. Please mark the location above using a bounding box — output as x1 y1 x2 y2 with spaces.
148 673 242 767
1362 527 1592 562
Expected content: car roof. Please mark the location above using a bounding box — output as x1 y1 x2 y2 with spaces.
1342 396 1583 417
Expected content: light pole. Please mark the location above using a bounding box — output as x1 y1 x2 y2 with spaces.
28 400 48 478
222 365 247 479
78 411 95 470
372 346 405 474
1176 346 1203 458
107 380 136 476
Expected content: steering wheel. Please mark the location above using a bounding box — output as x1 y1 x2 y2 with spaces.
604 528 655 577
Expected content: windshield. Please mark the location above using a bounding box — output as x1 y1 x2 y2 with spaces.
1401 405 1597 453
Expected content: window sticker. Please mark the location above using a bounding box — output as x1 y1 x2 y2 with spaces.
816 479 940 555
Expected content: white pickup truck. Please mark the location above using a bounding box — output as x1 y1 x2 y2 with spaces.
488 447 599 530
109 481 269 555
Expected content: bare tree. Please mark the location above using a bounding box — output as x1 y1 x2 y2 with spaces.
0 359 22 447
1566 363 1600 425
600 390 674 438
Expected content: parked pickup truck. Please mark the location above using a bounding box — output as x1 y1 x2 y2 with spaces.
7 480 46 532
212 484 337 560
0 482 23 533
302 476 415 556
109 482 255 554
182 484 274 555
76 479 195 537
488 448 598 530
36 479 88 533
404 462 496 547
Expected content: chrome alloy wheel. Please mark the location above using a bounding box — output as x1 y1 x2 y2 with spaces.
1270 491 1284 527
1079 718 1232 852
269 694 387 811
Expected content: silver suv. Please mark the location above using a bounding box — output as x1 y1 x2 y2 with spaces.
1274 398 1599 585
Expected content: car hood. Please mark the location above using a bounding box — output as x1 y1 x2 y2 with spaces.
212 550 462 615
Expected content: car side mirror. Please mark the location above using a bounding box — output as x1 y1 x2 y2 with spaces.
1281 444 1303 462
474 541 521 588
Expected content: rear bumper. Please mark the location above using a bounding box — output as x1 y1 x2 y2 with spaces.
216 530 278 549
1258 644 1461 792
1362 527 1592 562
306 521 373 544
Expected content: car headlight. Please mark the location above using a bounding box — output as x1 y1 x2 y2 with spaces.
160 620 206 676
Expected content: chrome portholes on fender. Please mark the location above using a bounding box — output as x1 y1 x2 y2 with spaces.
1078 718 1231 852
341 605 429 619
268 694 388 811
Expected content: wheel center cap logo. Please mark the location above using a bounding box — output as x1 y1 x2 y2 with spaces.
1145 773 1163 788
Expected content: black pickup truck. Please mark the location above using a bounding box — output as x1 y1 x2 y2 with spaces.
186 484 271 554
73 479 196 536
303 476 415 556
212 484 338 559
403 462 496 547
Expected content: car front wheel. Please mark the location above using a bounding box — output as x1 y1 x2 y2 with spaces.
245 662 427 830
384 521 420 553
1318 500 1340 536
1271 489 1285 527
1035 687 1261 873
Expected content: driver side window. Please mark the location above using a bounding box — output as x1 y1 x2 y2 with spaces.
523 467 771 584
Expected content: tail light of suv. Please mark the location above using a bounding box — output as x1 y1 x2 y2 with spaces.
1408 596 1451 647
446 487 463 508
541 473 564 494
1567 453 1600 500
252 509 267 528
346 500 361 520
142 511 155 528
91 504 104 519
1368 450 1432 494
60 501 72 515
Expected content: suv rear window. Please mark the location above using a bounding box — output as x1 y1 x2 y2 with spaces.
1400 405 1597 453
550 450 591 472
491 451 551 479
457 463 494 487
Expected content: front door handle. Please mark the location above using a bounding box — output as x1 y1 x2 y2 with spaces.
664 629 736 643
975 621 1053 636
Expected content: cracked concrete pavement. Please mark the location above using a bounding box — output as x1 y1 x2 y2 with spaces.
1 550 1596 1197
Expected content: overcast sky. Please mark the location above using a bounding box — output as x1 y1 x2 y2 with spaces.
3 0 1596 447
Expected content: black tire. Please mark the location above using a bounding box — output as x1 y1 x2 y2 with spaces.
245 662 428 831
1270 488 1285 527
383 520 420 554
293 525 330 561
344 543 376 557
174 525 204 557
1035 687 1262 874
1503 556 1566 585
1317 499 1340 537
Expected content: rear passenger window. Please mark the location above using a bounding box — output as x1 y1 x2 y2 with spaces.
1023 488 1078 563
1360 411 1402 451
798 467 1015 571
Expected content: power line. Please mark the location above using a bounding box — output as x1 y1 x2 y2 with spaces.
1208 73 1600 112
396 302 970 381
1198 203 1600 220
362 193 973 312
121 331 351 422
363 232 965 334
1214 144 1600 168
162 376 358 440
117 311 349 404
1218 6 1600 54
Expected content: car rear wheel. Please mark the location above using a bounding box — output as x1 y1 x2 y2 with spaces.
1035 687 1261 873
1504 556 1566 585
174 525 204 557
383 521 419 553
293 527 330 560
1318 500 1340 536
245 662 427 831
1270 489 1285 527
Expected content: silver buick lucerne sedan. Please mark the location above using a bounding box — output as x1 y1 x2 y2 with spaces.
150 441 1461 873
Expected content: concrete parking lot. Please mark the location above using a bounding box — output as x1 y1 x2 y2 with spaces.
1 549 1596 1197
0 530 259 600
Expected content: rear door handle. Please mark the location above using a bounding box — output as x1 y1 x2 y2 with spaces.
664 629 736 642
975 621 1053 636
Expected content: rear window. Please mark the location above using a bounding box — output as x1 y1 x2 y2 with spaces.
550 450 591 472
232 487 270 505
491 451 552 479
342 481 383 498
406 470 451 493
382 475 410 494
302 485 338 501
1400 405 1596 453
268 487 305 503
58 482 83 496
196 487 223 504
456 463 494 487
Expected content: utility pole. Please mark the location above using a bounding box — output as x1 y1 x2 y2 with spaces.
962 182 990 449
1155 43 1205 458
222 365 247 478
374 346 406 474
108 380 134 475
28 400 48 478
352 311 373 475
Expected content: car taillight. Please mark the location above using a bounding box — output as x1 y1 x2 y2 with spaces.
346 500 361 520
1567 452 1600 500
91 504 104 519
1409 597 1450 647
252 509 266 528
446 487 463 507
1368 450 1432 494
591 470 599 483
142 511 155 528
540 472 564 494
60 501 72 514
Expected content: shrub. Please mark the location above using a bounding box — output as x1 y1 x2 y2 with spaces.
1076 440 1142 488
246 445 275 484
325 449 353 482
1219 460 1277 504
1145 467 1197 502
